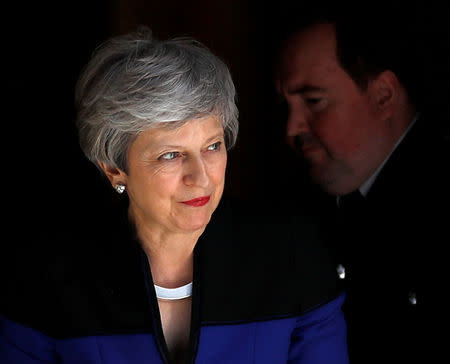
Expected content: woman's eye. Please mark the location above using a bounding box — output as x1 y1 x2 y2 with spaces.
158 151 179 161
207 142 222 151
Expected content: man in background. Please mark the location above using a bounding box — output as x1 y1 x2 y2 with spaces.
274 2 450 363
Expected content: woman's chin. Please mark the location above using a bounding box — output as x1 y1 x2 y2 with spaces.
176 212 213 233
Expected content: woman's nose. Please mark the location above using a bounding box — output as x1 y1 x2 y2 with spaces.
183 156 209 187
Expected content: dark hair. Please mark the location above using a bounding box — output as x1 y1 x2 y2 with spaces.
273 1 425 109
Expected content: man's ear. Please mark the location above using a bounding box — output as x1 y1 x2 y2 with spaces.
97 161 128 189
368 70 399 117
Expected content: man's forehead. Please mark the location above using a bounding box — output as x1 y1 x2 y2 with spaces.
283 25 337 64
276 57 338 95
276 24 341 93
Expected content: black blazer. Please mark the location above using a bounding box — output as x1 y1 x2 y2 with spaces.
330 113 450 363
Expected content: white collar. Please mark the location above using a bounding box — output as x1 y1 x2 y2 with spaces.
359 113 419 197
154 282 193 300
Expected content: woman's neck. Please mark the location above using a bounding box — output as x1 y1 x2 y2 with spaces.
147 247 194 288
131 212 201 287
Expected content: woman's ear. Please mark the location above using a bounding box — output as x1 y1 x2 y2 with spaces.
368 70 399 117
97 161 128 189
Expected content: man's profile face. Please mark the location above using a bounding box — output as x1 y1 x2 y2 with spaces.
276 23 394 195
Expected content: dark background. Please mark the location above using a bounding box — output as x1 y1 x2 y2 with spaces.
3 0 450 232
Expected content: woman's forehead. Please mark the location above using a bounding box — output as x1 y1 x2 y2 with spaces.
132 116 224 151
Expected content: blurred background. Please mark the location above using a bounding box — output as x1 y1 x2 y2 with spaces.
3 0 450 232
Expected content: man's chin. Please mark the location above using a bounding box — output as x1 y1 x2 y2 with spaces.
308 161 341 195
310 165 360 196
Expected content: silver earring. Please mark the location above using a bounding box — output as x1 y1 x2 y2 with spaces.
115 184 126 194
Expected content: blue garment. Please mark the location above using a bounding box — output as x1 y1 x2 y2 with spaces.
0 199 348 363
0 293 346 363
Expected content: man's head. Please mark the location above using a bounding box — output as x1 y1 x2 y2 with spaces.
274 6 419 195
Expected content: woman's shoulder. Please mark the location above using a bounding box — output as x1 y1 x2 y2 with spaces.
0 199 148 339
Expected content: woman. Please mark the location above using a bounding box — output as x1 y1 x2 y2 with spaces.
0 27 348 363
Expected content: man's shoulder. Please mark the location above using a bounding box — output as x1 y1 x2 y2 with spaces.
368 113 450 202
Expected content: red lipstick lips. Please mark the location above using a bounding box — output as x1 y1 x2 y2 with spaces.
181 196 210 207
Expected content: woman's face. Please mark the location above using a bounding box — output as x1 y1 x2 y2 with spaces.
121 116 227 235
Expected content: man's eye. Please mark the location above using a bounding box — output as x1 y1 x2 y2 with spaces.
207 142 222 151
306 98 322 105
305 97 328 111
158 151 179 161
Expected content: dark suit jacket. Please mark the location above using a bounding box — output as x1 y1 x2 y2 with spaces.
329 113 450 363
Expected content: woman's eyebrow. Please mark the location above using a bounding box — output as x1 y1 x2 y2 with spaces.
204 132 225 144
146 131 224 151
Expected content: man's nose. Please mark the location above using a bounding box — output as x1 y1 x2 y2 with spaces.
183 156 209 187
286 104 311 137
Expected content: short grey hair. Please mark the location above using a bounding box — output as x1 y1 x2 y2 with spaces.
75 26 238 172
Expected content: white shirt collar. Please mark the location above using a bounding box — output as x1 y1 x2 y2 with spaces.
337 113 419 205
359 113 419 197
